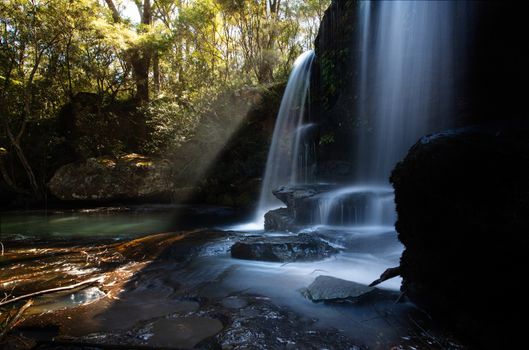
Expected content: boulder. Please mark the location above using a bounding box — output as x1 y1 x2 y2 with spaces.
230 234 338 262
265 184 395 230
272 184 334 208
270 184 336 227
391 123 529 347
48 154 185 202
302 275 374 302
264 207 297 232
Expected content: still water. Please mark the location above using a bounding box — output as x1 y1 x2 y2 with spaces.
0 205 241 239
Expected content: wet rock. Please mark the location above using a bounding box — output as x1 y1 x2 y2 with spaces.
215 295 364 350
302 275 374 302
313 161 354 182
265 184 336 231
273 184 335 209
230 234 338 262
149 316 223 349
221 296 248 309
266 184 395 230
95 299 199 332
264 207 297 231
391 123 529 348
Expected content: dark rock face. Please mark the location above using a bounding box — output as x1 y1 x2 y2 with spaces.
302 275 374 302
264 185 335 231
230 234 338 262
391 123 529 348
310 0 358 169
264 208 297 232
310 1 529 181
313 160 354 183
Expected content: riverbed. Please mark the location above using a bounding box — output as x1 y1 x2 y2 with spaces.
0 206 463 349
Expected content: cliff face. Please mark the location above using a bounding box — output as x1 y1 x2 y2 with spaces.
310 0 358 177
310 0 529 181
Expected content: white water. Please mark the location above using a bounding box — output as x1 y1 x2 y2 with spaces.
252 50 315 226
355 0 459 183
313 185 396 227
312 1 464 229
233 3 466 295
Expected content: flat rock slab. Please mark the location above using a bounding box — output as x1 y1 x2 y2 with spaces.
230 234 338 262
302 275 375 302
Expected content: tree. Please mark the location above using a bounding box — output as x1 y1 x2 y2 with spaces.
105 0 153 103
0 0 84 196
0 0 331 197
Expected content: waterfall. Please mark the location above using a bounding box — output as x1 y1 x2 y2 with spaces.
255 51 315 220
311 1 466 229
355 1 461 183
240 2 469 232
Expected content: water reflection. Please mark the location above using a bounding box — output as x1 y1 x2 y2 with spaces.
0 211 172 239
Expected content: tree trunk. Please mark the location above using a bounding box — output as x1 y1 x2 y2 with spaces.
130 49 151 103
153 50 160 95
105 0 152 104
4 125 40 197
104 0 121 23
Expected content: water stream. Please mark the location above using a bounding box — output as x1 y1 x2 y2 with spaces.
238 1 469 291
254 50 316 221
355 0 460 183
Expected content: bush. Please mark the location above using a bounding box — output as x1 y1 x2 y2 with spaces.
140 98 201 155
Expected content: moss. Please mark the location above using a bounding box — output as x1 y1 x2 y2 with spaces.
320 48 350 111
319 133 335 145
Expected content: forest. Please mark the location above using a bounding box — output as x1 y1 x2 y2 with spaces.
0 0 328 205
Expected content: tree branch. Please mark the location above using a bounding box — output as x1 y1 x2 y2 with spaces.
369 266 401 287
0 277 103 307
104 0 121 23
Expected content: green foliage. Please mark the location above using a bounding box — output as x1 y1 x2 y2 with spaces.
140 98 200 154
319 133 335 145
0 0 331 197
320 48 349 110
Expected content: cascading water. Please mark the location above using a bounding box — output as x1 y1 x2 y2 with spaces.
313 1 466 229
240 1 467 234
254 50 315 223
311 185 395 228
355 0 459 184
220 2 473 344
